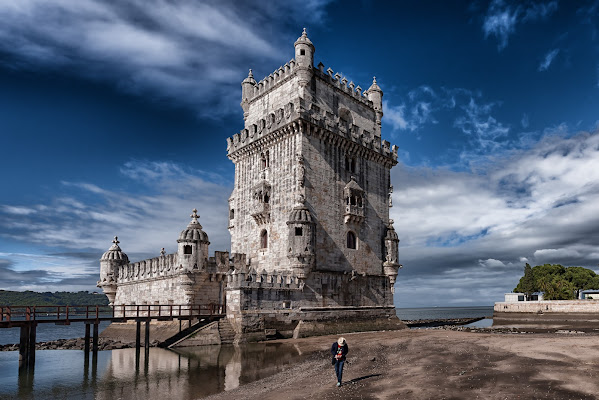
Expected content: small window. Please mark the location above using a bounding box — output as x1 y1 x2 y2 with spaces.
295 227 303 236
345 156 356 173
229 208 235 219
283 300 291 308
300 49 306 56
260 230 268 249
183 245 192 255
346 231 356 249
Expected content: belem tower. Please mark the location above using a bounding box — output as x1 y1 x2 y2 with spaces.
98 30 404 342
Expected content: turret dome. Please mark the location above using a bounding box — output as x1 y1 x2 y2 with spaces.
367 76 382 93
294 28 314 49
287 195 314 223
101 237 129 262
178 209 210 243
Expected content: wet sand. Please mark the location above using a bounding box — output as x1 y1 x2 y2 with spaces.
204 329 599 400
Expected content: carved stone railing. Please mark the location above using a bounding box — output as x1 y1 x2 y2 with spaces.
226 269 302 290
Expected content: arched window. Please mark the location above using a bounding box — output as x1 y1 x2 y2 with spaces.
345 155 356 173
183 245 192 255
229 208 235 220
346 231 357 249
260 230 268 249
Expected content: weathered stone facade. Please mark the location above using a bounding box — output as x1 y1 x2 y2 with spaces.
98 30 404 341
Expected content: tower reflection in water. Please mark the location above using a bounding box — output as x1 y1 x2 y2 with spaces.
4 342 309 399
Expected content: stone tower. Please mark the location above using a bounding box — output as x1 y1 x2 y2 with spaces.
225 30 403 339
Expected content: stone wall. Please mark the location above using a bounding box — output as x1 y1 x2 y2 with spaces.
114 272 226 307
494 300 599 313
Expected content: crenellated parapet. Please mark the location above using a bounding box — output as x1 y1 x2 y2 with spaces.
226 111 398 165
315 63 374 107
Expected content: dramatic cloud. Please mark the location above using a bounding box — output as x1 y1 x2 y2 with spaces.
0 160 232 291
539 48 560 71
483 0 558 50
383 86 515 165
0 0 331 117
393 130 599 307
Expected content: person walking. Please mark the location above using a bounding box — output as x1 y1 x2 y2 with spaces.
331 337 348 386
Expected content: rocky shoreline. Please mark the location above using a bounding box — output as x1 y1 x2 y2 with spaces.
403 317 486 327
0 337 160 351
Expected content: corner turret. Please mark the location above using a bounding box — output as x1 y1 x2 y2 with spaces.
177 209 210 272
367 77 384 138
294 28 315 90
286 195 315 279
241 69 256 121
98 236 129 304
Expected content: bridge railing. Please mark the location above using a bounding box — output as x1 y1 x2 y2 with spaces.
0 303 225 323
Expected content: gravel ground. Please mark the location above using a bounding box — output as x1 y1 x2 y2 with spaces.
204 329 599 400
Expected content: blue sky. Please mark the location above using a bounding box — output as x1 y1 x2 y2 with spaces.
1 0 598 308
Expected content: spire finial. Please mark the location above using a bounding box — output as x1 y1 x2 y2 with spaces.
302 27 307 36
112 236 119 245
190 208 199 223
160 247 166 256
248 69 253 78
373 76 377 84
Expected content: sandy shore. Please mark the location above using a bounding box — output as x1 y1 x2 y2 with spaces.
204 329 599 400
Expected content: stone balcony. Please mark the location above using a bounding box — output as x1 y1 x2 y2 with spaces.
344 204 364 224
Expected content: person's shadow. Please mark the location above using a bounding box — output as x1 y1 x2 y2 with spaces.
348 374 381 383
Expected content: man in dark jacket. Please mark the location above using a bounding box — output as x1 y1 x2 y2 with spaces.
331 337 348 386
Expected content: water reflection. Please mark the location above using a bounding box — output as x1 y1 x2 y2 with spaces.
0 342 310 399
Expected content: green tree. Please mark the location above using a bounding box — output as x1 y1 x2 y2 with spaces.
513 263 599 300
514 263 536 299
564 267 598 298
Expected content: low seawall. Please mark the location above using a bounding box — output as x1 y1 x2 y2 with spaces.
494 300 599 330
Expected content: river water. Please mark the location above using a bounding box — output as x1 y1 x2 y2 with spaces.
0 342 315 400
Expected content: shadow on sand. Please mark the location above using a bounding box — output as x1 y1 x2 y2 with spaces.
348 374 381 383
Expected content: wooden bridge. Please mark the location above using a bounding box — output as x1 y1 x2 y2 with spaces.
0 304 225 372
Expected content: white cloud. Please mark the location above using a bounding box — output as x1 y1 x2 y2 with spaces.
0 0 332 117
454 97 510 152
483 0 558 50
382 101 409 131
0 160 233 291
392 130 599 306
539 48 560 71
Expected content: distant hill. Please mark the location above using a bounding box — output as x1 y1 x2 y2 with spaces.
0 290 109 306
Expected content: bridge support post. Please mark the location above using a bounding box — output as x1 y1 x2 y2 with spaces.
84 323 90 354
18 323 36 373
27 323 36 368
18 325 29 370
135 320 141 372
92 323 99 356
144 320 150 351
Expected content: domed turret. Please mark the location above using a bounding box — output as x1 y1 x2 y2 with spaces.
294 28 315 67
241 69 256 121
98 236 128 304
101 236 129 263
294 28 315 90
177 209 210 272
366 77 384 138
287 195 315 279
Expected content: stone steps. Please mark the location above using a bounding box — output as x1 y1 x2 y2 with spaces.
218 319 236 344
